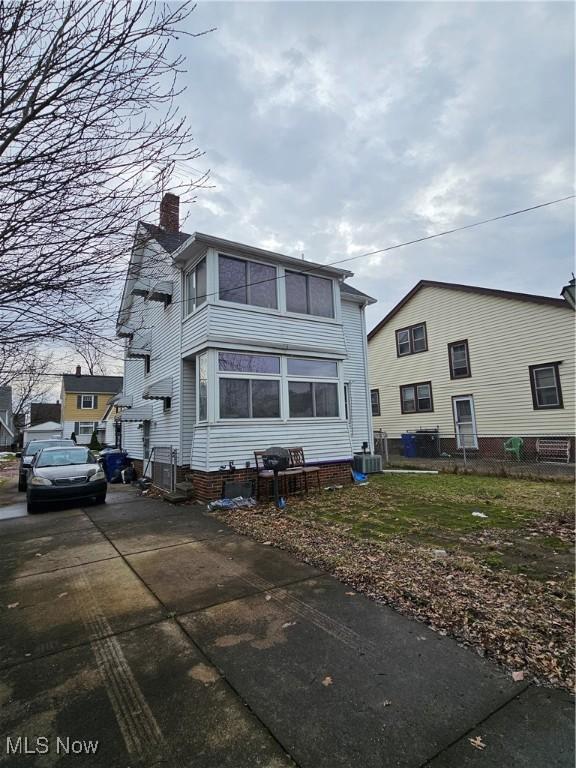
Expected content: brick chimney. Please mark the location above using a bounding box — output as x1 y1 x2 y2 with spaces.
159 193 179 233
75 365 81 377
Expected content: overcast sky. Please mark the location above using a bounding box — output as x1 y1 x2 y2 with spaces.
168 0 574 331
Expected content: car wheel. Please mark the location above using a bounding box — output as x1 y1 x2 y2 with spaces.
95 494 106 505
18 475 26 492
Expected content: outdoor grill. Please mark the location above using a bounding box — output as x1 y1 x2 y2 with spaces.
262 446 290 507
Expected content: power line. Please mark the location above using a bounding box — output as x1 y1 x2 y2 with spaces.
151 193 575 309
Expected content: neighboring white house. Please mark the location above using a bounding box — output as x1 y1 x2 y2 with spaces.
115 194 376 499
368 279 575 459
23 421 63 444
0 386 15 449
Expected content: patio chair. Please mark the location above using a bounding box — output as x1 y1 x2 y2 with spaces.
503 436 523 462
288 447 321 493
254 451 305 500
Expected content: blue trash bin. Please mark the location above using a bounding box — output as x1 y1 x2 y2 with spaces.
401 433 417 458
101 449 129 482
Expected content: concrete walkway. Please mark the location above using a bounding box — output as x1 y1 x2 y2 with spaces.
0 484 573 767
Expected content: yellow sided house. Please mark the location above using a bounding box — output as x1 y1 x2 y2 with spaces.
368 280 575 463
60 367 123 445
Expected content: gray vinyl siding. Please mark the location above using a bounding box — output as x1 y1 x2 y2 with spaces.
194 419 353 472
341 299 373 452
368 285 575 437
120 239 373 471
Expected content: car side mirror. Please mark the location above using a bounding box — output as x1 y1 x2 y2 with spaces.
15 452 22 458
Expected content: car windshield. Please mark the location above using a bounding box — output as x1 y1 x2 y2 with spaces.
24 440 72 456
36 448 96 467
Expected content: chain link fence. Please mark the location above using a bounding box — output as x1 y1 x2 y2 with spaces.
373 428 575 480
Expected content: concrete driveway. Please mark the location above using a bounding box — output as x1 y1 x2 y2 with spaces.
0 479 573 767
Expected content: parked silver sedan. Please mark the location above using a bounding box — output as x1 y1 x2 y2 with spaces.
26 446 107 514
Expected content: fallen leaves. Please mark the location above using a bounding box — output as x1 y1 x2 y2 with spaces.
214 499 575 691
7 602 19 609
321 676 333 687
469 736 486 750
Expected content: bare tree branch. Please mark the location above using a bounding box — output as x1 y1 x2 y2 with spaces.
0 0 211 346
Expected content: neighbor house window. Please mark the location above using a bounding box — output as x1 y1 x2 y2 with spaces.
218 255 277 309
370 389 381 416
395 323 427 356
185 258 207 315
448 340 471 379
289 382 339 417
400 382 433 413
529 363 563 410
80 394 96 409
144 355 151 375
78 421 98 435
285 272 335 318
198 352 208 421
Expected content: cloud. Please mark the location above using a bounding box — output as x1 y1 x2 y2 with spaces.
177 1 574 330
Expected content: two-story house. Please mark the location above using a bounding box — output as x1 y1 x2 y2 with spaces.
60 368 123 444
368 279 575 458
115 194 376 499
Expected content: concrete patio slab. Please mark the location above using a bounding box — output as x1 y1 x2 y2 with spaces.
0 558 166 668
0 508 94 542
128 534 321 614
85 498 197 527
0 527 117 581
181 575 530 768
0 620 291 768
102 513 230 555
427 685 575 767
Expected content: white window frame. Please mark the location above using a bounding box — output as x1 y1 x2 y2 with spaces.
184 257 207 317
217 351 282 421
81 394 95 409
78 421 97 435
217 253 278 310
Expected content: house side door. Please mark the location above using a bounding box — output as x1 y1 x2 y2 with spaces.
452 396 478 450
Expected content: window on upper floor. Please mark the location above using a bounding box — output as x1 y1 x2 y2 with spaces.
448 340 471 379
79 394 96 409
395 323 427 356
144 355 151 375
400 382 433 413
529 363 563 410
185 258 207 315
218 255 277 309
285 272 335 318
370 389 381 416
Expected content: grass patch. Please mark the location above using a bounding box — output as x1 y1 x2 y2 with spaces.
287 473 574 583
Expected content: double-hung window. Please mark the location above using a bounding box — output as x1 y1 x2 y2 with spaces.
219 255 277 309
395 323 427 356
285 272 335 318
198 352 208 421
218 352 280 419
288 357 339 417
80 394 96 409
529 363 563 409
400 382 433 413
370 389 381 416
185 258 207 315
448 340 471 378
78 421 98 435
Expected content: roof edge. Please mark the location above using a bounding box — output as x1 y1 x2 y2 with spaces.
368 280 571 341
